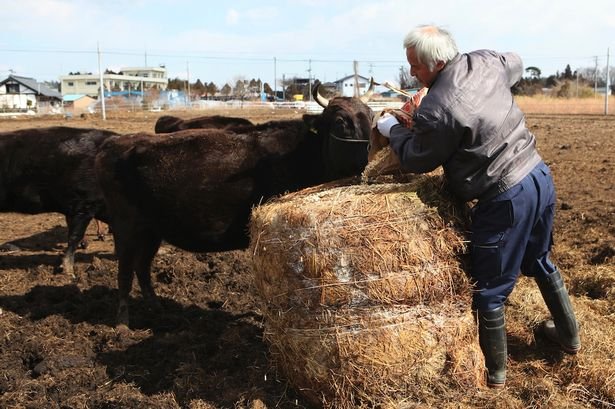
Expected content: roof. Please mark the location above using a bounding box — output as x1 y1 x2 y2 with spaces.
63 94 94 102
0 75 62 99
333 74 371 84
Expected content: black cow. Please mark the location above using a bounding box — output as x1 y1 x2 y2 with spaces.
154 114 253 133
0 126 119 275
96 80 375 326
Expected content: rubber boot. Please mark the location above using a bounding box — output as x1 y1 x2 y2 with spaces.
535 270 581 354
478 306 507 388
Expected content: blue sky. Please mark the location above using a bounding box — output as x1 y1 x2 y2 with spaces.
1 0 614 88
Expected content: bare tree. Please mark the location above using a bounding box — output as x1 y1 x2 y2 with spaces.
233 77 248 100
220 83 231 97
397 66 420 89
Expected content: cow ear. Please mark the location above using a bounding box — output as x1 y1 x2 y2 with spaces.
302 114 320 134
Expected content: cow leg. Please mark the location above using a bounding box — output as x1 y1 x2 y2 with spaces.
134 234 163 308
95 220 107 241
116 247 136 328
60 213 92 278
114 228 161 327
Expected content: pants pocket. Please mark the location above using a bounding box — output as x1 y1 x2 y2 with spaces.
472 233 504 281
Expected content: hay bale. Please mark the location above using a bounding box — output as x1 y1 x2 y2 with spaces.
263 304 483 407
249 173 483 407
250 174 471 310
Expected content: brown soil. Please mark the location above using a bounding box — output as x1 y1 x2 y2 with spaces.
1 109 614 408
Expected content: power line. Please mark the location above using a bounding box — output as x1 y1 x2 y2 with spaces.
0 46 410 65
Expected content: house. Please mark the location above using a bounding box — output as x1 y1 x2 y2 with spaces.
62 94 97 115
59 66 168 98
333 74 372 98
0 75 62 113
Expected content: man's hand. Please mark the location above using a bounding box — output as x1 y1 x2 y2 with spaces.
376 113 400 138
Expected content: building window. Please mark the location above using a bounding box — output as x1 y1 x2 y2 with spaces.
67 82 74 86
85 81 97 86
6 84 19 94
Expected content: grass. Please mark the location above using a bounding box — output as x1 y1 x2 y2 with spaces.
515 95 614 115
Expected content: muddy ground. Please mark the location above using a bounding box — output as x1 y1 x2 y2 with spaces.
0 109 613 408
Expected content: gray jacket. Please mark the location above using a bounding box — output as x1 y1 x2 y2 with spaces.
389 50 541 202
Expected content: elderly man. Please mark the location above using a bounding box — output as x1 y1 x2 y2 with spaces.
377 24 580 388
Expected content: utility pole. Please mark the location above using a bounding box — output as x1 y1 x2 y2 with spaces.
186 61 191 109
308 59 312 101
353 60 360 98
605 48 610 115
273 57 277 101
97 42 106 120
594 56 599 96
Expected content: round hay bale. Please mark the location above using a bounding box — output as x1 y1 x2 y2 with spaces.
249 173 483 407
263 304 483 408
250 174 471 310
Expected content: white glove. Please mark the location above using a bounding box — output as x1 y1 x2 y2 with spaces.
376 113 399 138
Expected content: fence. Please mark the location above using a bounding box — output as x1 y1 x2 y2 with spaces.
2 96 613 117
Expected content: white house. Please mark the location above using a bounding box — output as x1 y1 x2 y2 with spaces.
59 66 168 98
333 74 372 97
0 75 62 113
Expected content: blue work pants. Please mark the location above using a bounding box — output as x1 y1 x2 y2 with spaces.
470 161 558 311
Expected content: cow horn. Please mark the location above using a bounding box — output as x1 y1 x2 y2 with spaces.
313 81 330 108
360 77 376 103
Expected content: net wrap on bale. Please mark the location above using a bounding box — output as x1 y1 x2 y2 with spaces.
249 173 484 407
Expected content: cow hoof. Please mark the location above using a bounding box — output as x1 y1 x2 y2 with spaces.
55 263 77 280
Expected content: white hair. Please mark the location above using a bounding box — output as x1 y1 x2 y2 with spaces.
403 25 458 71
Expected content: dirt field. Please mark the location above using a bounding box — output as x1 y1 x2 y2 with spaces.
1 108 614 408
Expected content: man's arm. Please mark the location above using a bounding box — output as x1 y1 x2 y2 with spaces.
388 111 461 174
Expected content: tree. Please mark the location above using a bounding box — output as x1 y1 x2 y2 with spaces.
233 78 248 99
397 65 420 89
512 77 543 96
545 75 558 88
192 79 205 97
525 66 541 80
563 64 573 80
263 82 273 95
43 80 60 91
398 66 411 89
144 87 160 107
248 78 259 91
205 81 218 97
167 77 184 90
281 77 302 100
220 83 232 96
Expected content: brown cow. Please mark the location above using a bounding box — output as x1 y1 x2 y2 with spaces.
95 81 375 326
154 114 253 133
0 126 119 275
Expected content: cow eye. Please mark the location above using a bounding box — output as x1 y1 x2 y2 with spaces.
333 117 348 134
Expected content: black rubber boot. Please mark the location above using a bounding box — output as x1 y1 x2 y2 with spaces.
477 306 507 388
535 270 581 354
